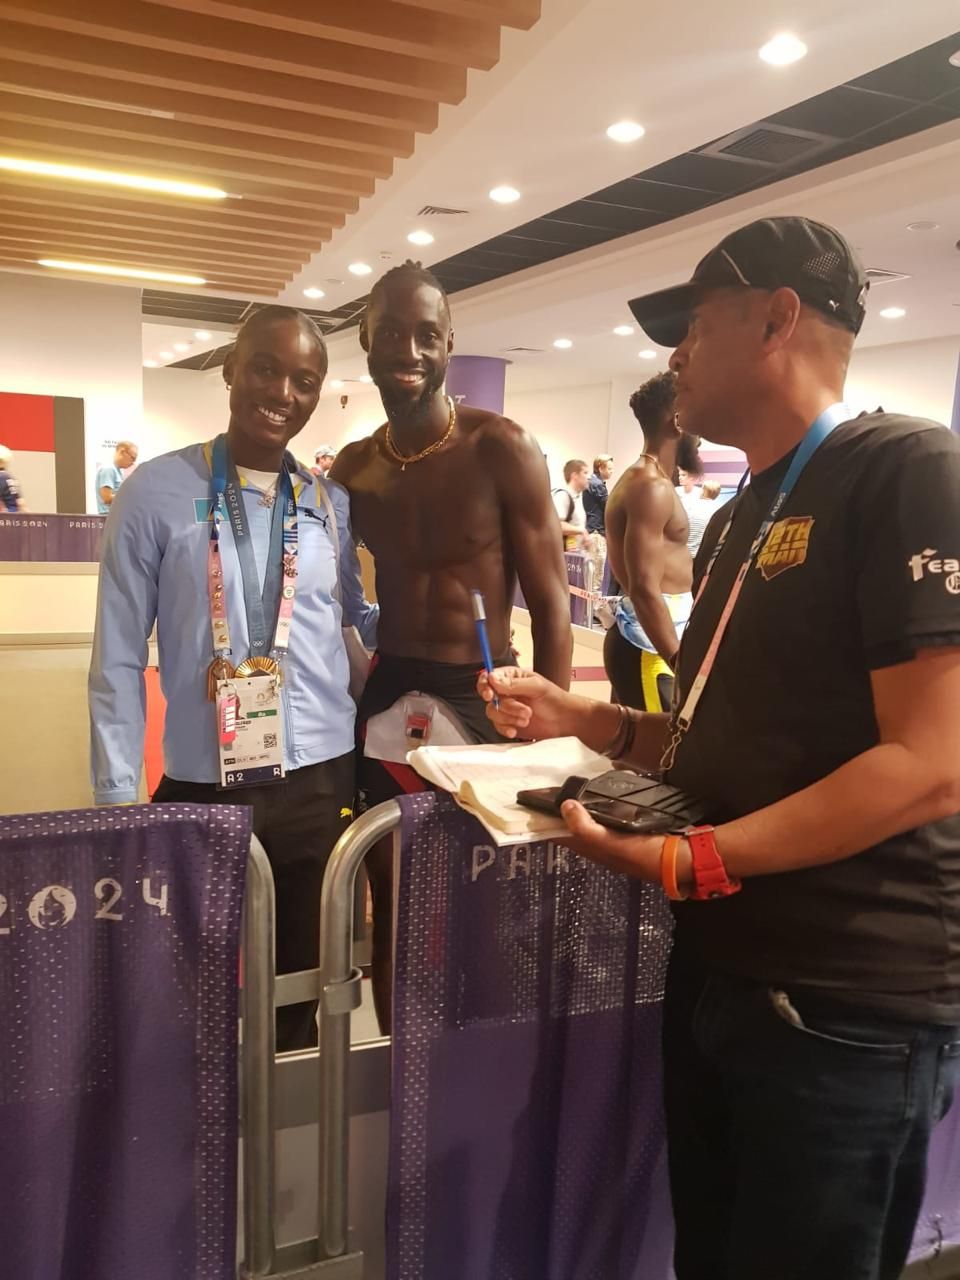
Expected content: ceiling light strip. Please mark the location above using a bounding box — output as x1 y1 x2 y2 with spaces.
38 258 206 285
0 157 227 200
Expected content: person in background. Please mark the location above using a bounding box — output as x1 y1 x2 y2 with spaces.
552 458 590 550
603 373 701 712
313 444 336 477
584 453 615 597
89 306 377 1051
96 440 138 514
480 215 960 1280
0 444 24 511
584 454 613 536
680 476 722 556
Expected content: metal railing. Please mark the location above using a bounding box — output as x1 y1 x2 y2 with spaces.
317 802 401 1264
240 834 276 1278
239 801 401 1278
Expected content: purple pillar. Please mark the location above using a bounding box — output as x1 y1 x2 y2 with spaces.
446 355 508 414
951 347 960 435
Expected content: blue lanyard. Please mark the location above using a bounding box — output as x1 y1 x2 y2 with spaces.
210 434 298 658
662 403 850 770
698 402 851 590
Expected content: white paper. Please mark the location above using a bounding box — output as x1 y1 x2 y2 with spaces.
406 737 612 845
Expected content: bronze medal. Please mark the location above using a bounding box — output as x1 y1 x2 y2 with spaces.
206 655 236 701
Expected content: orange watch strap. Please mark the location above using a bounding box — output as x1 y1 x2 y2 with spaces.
660 834 688 901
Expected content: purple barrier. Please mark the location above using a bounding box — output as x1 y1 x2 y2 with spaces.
388 792 675 1280
0 512 106 561
514 553 594 626
0 803 249 1280
565 550 591 626
909 1091 960 1263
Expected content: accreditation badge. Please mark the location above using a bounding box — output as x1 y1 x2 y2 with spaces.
216 675 286 789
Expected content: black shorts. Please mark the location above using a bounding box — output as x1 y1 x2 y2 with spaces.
357 651 507 809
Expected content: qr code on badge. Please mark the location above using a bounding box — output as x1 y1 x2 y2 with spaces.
263 733 278 749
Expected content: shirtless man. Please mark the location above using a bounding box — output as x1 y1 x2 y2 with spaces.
603 371 702 712
331 260 572 1025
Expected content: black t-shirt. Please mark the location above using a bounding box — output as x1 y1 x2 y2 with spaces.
583 474 608 534
667 413 960 1021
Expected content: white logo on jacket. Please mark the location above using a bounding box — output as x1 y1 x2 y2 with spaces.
908 548 960 593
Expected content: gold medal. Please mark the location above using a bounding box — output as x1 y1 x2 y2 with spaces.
206 656 236 701
234 655 281 680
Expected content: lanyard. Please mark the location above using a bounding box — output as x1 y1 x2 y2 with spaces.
207 434 299 662
662 403 850 770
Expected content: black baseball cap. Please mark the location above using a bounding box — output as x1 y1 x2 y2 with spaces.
628 216 869 348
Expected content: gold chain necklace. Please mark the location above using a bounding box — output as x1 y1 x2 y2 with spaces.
384 395 456 471
639 452 671 482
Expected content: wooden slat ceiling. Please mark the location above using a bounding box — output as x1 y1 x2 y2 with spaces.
0 0 540 296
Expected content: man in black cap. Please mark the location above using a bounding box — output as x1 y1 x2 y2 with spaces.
478 217 960 1279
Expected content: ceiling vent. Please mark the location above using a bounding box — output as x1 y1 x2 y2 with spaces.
503 346 545 354
417 204 470 217
864 267 911 286
703 124 831 167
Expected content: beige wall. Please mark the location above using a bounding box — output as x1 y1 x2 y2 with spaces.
0 565 99 637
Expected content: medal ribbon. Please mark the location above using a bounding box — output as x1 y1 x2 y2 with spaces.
207 434 299 664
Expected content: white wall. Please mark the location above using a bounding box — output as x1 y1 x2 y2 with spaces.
504 381 612 489
497 337 960 489
846 337 959 426
142 367 386 465
135 334 960 486
0 271 143 512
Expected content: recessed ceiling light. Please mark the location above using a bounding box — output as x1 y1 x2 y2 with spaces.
879 306 906 319
38 258 206 285
330 379 344 389
159 351 173 359
173 342 190 352
348 262 373 276
638 349 657 359
359 374 374 383
758 33 808 66
407 229 434 247
949 49 960 68
143 360 158 368
489 185 520 204
613 325 634 336
3 157 226 199
194 330 212 340
303 286 325 299
553 338 573 349
606 121 645 144
906 221 939 232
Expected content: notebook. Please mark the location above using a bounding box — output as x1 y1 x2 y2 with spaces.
406 737 613 845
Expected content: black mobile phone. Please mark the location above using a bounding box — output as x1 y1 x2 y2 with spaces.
517 770 706 835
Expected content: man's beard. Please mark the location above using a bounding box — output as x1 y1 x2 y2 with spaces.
374 365 447 427
677 432 702 476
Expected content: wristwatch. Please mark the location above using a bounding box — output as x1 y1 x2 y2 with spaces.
683 825 742 900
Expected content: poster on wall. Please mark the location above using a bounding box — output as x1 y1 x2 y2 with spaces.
0 391 86 515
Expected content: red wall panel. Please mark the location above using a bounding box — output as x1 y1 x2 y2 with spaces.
0 392 55 452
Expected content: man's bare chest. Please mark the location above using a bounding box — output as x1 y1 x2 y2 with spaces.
350 459 502 567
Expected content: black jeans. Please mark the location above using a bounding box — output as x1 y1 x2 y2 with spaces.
663 945 960 1280
153 752 355 1052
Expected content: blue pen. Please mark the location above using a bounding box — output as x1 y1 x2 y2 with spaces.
470 589 500 709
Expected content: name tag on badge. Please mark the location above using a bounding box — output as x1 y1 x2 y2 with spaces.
216 676 285 789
